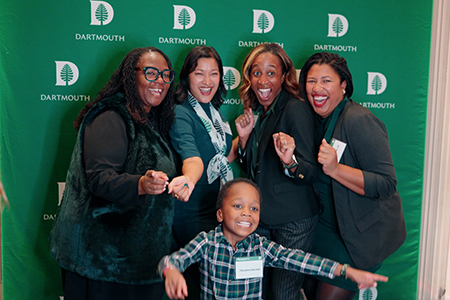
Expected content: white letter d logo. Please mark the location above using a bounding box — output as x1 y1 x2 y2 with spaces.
55 61 79 86
173 5 196 30
328 14 348 37
253 10 275 34
367 72 387 95
90 1 114 26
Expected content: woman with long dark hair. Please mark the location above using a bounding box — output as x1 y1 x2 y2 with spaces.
50 47 181 300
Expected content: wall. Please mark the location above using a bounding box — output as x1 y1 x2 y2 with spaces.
1 1 432 299
419 0 450 298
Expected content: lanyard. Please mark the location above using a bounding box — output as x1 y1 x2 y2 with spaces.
323 97 348 143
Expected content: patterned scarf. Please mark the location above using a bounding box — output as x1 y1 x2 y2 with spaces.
187 92 233 185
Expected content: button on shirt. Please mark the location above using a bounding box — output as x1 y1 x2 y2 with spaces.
159 225 338 300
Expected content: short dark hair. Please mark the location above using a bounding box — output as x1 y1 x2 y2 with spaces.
175 45 226 109
298 52 353 101
216 178 262 210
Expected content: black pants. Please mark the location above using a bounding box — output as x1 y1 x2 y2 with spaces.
61 268 165 300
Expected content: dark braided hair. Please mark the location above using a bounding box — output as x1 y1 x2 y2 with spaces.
73 47 176 138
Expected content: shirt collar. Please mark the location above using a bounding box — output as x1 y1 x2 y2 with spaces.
255 92 281 117
215 224 253 250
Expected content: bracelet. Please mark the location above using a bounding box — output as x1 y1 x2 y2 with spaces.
340 264 349 279
283 155 298 170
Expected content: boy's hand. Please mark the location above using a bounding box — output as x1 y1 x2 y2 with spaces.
346 266 388 289
164 269 188 299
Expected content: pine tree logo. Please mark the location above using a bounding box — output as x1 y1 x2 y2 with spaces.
223 67 241 90
367 72 387 95
327 14 349 37
173 5 196 30
60 64 74 85
55 61 79 86
90 1 114 26
359 287 378 300
178 8 191 29
95 4 108 25
252 9 275 34
258 13 269 33
371 75 382 94
332 17 344 37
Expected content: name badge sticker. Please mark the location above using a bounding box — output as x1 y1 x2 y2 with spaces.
235 256 263 279
222 120 232 136
330 138 347 163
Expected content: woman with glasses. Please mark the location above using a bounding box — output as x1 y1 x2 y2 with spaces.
167 45 237 299
50 47 182 300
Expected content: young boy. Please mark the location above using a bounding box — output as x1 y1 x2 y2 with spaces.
159 178 388 300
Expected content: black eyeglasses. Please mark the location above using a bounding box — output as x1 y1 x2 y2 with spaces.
136 67 175 84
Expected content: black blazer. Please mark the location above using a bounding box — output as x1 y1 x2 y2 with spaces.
238 89 319 225
328 99 406 269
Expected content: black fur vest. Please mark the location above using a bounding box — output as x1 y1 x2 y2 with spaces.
50 93 176 284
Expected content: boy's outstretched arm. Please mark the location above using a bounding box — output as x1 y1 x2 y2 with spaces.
334 264 389 289
164 268 188 300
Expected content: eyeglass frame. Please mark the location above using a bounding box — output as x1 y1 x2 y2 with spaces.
135 66 176 84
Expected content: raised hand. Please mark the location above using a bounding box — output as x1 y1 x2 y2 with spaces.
273 132 296 166
235 108 255 149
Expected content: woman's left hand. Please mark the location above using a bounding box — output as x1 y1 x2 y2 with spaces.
167 176 194 202
273 132 296 164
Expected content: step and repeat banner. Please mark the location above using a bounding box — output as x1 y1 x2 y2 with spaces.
1 0 432 299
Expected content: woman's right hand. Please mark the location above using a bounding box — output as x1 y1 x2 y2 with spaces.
138 170 169 195
235 108 255 149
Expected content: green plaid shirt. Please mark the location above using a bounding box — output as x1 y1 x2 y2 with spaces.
159 225 338 300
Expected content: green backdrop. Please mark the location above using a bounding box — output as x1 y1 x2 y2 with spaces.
1 1 431 299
